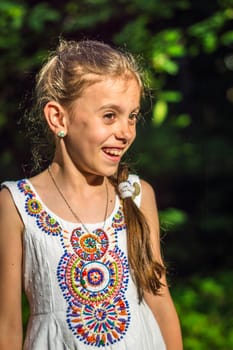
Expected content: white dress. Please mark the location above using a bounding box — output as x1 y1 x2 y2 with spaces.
3 175 166 350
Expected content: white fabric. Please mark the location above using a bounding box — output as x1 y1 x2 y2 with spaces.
2 176 166 350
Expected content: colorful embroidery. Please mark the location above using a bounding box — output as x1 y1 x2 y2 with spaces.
61 226 116 256
57 247 129 306
18 178 131 347
67 295 130 346
18 180 62 237
18 180 34 197
71 228 109 260
57 205 130 346
112 207 126 231
25 198 42 216
36 211 62 236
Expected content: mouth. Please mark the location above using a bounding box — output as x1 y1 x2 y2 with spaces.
102 147 124 161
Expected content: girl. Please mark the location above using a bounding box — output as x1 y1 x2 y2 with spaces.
0 39 183 349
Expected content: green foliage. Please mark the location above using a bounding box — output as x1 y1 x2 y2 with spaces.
221 30 233 45
152 91 183 125
114 16 150 52
28 3 60 32
22 293 29 334
63 0 113 31
152 29 185 74
159 207 188 230
0 1 26 49
173 271 233 349
153 100 168 125
188 10 232 53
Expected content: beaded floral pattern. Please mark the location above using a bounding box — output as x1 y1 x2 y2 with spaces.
19 180 62 236
58 216 130 346
70 228 109 260
18 179 131 347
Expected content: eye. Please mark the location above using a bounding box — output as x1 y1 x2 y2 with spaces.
103 112 116 124
129 112 142 124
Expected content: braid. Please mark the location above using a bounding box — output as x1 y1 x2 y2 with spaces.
113 163 165 302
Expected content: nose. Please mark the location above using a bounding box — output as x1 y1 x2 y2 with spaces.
115 119 135 144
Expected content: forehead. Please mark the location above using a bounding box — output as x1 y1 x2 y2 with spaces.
67 74 141 116
82 74 141 97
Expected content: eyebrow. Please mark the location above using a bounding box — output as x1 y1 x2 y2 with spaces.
97 104 140 113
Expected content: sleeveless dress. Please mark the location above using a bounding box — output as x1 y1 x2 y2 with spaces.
2 175 166 350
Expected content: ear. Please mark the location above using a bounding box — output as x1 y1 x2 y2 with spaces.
44 101 68 136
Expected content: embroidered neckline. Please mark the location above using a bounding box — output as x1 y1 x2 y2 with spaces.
23 178 120 227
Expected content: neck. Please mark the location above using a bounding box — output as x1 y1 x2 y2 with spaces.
52 143 108 187
47 164 110 230
50 159 106 190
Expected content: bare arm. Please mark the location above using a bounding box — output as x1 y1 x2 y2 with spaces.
0 188 24 350
140 180 183 350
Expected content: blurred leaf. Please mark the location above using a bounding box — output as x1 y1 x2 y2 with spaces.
159 207 188 228
22 292 29 333
178 288 198 308
189 12 227 37
203 32 218 53
159 90 183 103
152 100 168 125
167 43 185 57
173 271 233 349
224 7 233 19
151 29 184 73
174 114 191 128
199 278 223 298
188 10 232 53
63 4 112 31
114 16 150 52
0 1 26 30
152 53 179 74
28 3 61 32
221 30 233 45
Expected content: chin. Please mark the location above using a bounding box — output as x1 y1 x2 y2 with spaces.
98 165 119 178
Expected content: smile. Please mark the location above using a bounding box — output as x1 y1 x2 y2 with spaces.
102 148 123 157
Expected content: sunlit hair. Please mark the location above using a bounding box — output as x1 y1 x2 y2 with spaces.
36 39 144 110
111 164 165 302
28 39 165 301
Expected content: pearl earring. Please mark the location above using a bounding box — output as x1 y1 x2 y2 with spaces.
57 130 66 138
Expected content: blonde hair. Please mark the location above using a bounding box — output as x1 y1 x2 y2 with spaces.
29 39 165 301
36 39 144 118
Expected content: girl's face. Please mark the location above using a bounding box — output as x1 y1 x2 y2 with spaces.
64 75 141 177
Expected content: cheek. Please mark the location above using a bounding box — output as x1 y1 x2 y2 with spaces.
83 125 110 145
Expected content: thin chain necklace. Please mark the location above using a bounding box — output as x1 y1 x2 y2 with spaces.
48 166 109 233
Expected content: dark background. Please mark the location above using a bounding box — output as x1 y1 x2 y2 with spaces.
0 0 232 348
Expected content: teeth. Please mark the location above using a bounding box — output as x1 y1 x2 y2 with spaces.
104 148 122 156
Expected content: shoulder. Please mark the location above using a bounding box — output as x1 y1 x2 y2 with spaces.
0 184 24 231
139 179 163 261
140 179 158 208
139 179 160 228
0 185 17 209
140 179 156 197
126 175 158 209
